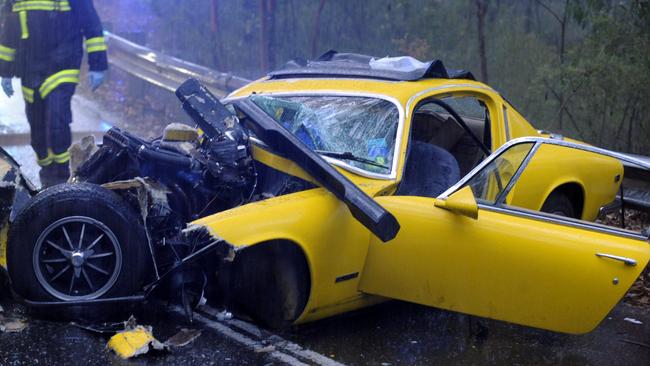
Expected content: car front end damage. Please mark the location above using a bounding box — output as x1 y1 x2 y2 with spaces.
0 148 37 286
0 79 400 326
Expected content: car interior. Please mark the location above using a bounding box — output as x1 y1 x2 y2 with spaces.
396 97 491 198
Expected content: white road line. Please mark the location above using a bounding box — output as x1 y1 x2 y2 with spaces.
194 306 347 366
192 312 309 366
226 318 264 338
199 306 264 338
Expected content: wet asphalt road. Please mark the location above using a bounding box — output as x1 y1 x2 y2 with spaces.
1 297 649 366
0 300 268 366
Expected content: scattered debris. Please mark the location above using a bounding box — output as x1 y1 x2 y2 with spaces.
623 317 643 325
0 306 27 333
106 316 167 359
198 305 234 322
0 319 27 333
71 320 133 335
68 135 99 177
254 345 276 353
164 328 202 348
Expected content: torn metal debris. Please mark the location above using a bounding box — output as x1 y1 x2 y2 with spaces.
105 316 201 358
164 328 202 348
0 147 36 288
0 305 27 333
107 324 167 359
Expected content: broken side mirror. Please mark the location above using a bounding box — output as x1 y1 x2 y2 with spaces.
434 185 479 219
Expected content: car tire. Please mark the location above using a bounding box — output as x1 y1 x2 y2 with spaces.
7 183 150 319
541 191 578 218
0 268 11 300
231 242 310 330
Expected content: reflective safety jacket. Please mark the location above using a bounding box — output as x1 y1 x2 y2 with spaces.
0 0 107 102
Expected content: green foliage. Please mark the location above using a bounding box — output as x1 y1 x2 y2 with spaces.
539 1 650 152
102 0 649 154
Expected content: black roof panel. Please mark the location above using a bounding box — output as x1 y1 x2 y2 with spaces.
269 50 475 82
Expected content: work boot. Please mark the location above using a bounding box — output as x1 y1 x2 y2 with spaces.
38 162 70 188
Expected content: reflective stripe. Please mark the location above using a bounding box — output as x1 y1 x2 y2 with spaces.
51 150 70 164
39 69 80 99
37 149 69 166
19 11 28 39
0 45 16 62
22 86 34 103
12 1 71 12
37 154 52 167
85 36 107 53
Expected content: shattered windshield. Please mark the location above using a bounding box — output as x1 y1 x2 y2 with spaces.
250 95 400 175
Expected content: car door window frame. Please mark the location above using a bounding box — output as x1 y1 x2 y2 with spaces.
411 96 492 155
438 137 650 241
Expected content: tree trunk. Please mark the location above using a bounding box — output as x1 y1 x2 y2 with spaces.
560 0 568 64
210 0 223 70
525 0 533 33
476 0 489 83
259 0 269 72
210 0 218 33
310 0 327 58
268 0 276 70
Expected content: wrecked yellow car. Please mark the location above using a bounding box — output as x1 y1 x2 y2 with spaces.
1 53 649 335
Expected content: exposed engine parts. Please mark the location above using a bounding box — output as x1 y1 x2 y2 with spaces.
74 79 255 236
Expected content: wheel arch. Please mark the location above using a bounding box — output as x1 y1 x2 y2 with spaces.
230 238 312 326
544 181 585 219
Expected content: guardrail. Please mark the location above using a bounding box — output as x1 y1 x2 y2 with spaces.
105 32 251 97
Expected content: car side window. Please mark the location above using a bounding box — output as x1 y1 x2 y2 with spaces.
453 139 649 240
463 142 534 205
413 96 491 177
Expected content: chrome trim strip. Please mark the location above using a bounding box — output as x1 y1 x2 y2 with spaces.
495 141 540 205
502 105 511 141
437 136 650 241
479 204 647 241
224 91 405 180
439 137 650 200
595 253 637 266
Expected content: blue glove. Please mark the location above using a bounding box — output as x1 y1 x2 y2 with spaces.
88 71 106 91
1 78 14 98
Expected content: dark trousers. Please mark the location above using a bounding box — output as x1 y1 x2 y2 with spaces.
25 83 75 162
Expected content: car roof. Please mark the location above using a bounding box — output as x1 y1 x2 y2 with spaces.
229 76 498 107
268 50 476 82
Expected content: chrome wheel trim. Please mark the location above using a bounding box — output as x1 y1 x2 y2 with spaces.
32 216 122 301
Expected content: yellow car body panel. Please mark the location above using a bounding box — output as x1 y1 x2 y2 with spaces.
360 195 650 334
187 77 644 333
192 188 385 324
507 144 623 220
230 76 612 219
0 221 7 269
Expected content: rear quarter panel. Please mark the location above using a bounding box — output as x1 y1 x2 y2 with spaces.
507 144 623 220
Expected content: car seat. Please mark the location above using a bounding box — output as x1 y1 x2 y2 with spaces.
396 140 461 198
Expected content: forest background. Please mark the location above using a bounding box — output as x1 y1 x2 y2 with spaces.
97 0 650 154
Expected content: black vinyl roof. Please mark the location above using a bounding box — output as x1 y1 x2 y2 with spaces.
268 50 475 82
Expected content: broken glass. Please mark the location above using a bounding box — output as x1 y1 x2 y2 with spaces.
251 95 399 174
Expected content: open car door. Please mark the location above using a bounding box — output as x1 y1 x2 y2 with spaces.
359 138 650 334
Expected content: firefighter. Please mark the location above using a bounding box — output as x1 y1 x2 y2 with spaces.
0 0 107 187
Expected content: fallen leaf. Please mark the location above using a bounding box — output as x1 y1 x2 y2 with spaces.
165 328 202 348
